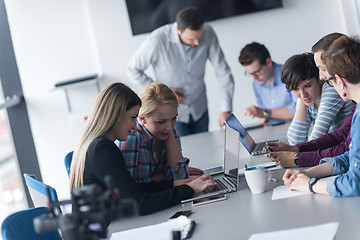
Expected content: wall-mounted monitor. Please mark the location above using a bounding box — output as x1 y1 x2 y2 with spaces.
126 0 283 35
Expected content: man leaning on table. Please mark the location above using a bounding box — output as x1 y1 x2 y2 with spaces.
239 42 297 124
127 7 234 136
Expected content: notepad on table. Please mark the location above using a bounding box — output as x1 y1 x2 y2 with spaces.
271 185 311 200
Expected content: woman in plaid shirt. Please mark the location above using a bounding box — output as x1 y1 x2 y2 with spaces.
70 82 215 215
119 83 203 183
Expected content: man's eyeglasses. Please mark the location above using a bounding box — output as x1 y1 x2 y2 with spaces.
245 65 264 77
325 77 334 87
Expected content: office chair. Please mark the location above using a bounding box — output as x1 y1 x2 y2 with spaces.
23 174 58 208
1 207 62 240
64 151 73 176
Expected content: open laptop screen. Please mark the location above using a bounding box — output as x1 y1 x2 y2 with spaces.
224 125 239 178
225 113 256 153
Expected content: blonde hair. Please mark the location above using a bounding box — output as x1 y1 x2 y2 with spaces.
70 83 141 191
139 83 178 118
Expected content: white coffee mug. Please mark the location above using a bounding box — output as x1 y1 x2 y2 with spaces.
245 166 272 194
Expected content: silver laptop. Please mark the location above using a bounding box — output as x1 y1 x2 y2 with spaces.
181 125 240 203
225 113 277 156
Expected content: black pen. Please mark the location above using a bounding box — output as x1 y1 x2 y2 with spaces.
185 220 196 239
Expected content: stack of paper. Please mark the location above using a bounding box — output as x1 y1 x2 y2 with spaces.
110 216 192 240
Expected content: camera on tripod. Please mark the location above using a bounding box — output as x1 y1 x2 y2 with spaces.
33 175 138 240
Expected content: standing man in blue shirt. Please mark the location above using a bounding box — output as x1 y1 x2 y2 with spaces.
238 42 297 124
127 8 234 136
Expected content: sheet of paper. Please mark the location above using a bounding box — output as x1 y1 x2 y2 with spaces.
272 175 338 200
248 222 339 240
110 216 192 240
271 185 311 200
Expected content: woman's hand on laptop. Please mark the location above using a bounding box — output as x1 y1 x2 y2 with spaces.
265 141 299 152
173 176 199 187
188 167 204 176
186 174 215 194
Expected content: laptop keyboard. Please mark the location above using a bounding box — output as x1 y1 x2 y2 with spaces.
227 177 237 186
203 179 227 194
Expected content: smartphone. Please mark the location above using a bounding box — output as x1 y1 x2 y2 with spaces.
170 210 192 219
244 124 264 131
192 195 227 207
270 121 285 126
265 145 273 152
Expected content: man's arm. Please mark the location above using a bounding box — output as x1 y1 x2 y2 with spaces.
266 135 351 168
298 135 351 167
288 163 333 195
218 111 231 127
269 90 297 120
206 25 234 126
244 106 293 120
266 105 353 168
127 35 158 87
248 77 297 122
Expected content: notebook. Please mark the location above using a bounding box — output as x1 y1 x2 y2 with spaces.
225 113 277 156
181 124 240 203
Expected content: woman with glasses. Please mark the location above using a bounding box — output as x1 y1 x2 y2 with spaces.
281 52 353 146
283 35 360 197
265 33 356 169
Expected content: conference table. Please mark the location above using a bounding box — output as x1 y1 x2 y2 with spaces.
108 122 360 239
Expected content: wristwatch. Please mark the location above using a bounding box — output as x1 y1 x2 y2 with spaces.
308 177 319 193
294 153 299 167
263 109 271 121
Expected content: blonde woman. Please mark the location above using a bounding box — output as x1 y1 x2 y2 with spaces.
119 83 203 183
70 83 214 215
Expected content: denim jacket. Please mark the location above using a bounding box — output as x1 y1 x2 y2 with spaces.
321 104 360 196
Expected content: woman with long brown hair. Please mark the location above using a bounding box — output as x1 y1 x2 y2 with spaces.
70 82 214 215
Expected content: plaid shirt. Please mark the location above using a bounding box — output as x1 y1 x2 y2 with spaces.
118 122 189 182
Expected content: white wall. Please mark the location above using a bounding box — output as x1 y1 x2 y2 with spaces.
4 0 359 199
4 0 100 199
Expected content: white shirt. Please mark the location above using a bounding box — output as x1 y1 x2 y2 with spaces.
127 23 234 123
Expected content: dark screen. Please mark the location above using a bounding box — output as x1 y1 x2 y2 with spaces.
126 0 283 35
